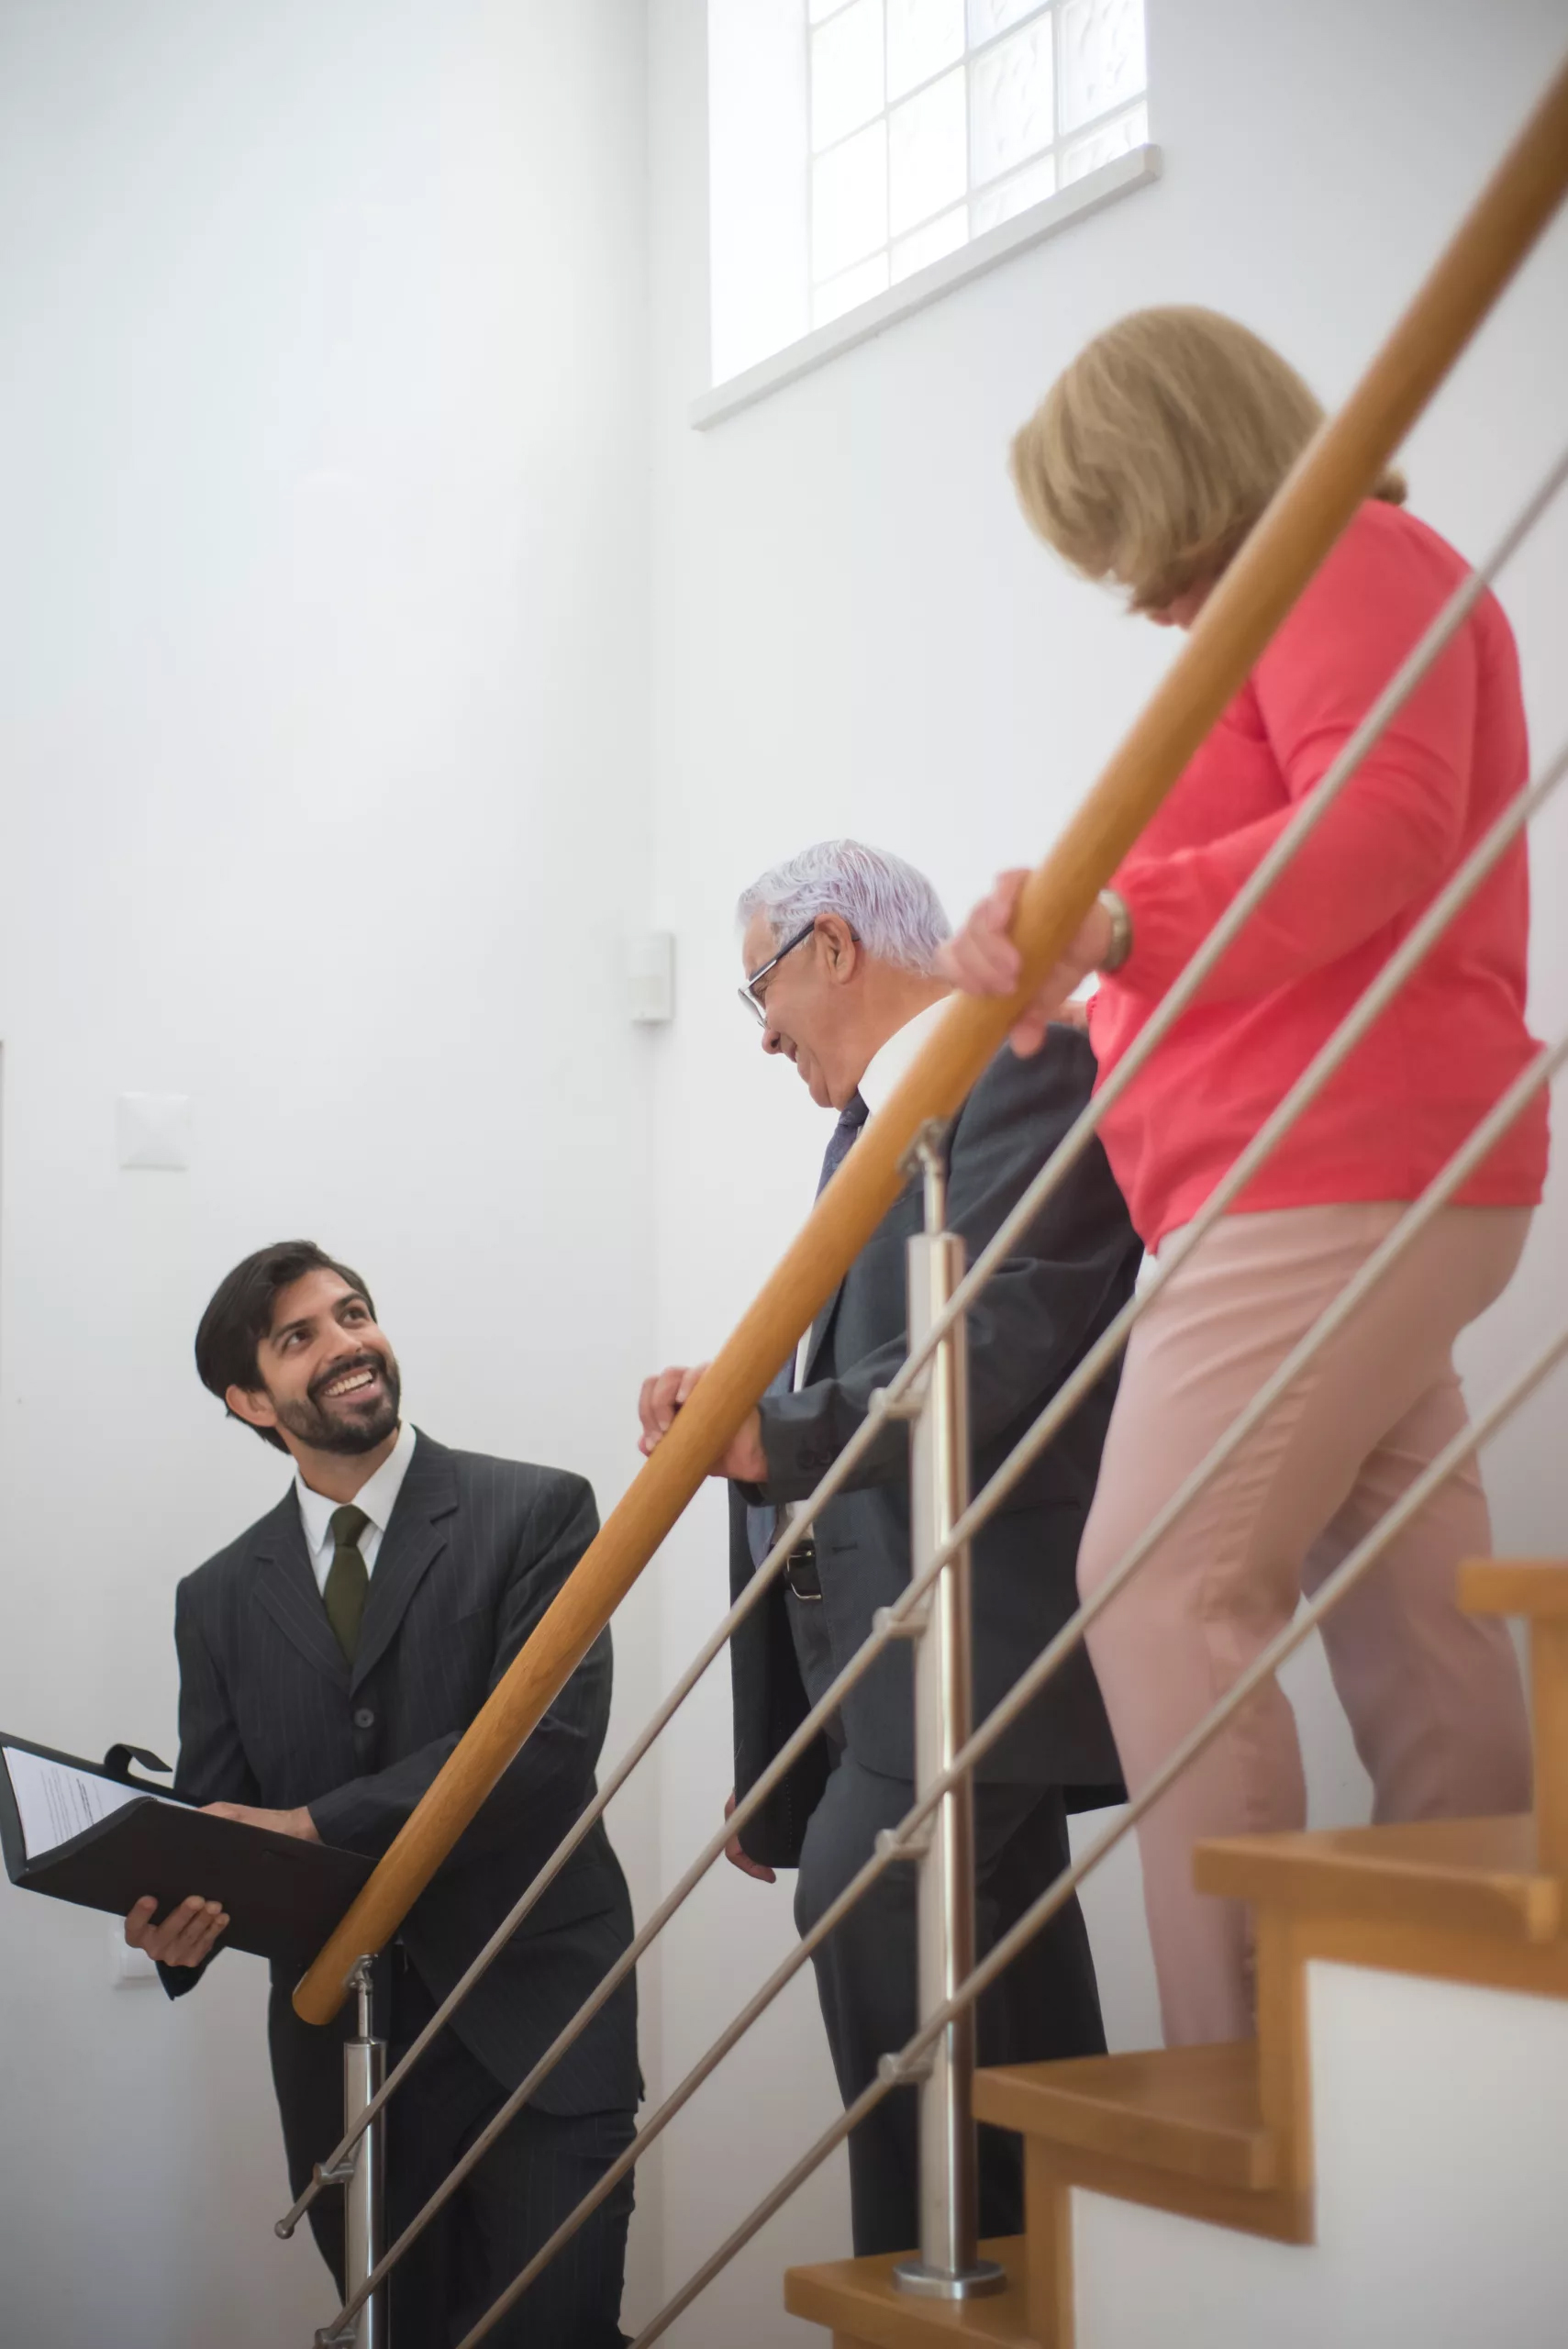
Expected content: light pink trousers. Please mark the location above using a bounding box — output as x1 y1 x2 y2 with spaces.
1078 1203 1533 2047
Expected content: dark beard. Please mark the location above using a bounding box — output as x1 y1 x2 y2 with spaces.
275 1350 403 1456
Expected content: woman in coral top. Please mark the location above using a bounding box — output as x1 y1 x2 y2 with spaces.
940 308 1547 2045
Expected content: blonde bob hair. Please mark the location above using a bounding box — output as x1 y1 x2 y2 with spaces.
1010 306 1406 613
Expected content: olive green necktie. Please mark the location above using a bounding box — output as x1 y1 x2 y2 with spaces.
324 1504 372 1662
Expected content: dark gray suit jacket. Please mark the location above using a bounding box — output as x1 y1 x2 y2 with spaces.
728 1027 1140 1865
162 1431 637 2117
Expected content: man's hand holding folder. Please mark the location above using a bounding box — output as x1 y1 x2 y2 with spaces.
125 1891 231 1967
122 1798 319 1965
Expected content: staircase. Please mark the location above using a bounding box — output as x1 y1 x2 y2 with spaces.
784 1559 1568 2347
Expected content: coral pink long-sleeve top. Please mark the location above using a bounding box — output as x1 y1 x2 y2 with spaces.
1087 498 1549 1252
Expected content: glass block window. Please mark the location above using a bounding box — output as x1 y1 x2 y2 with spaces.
807 0 1148 328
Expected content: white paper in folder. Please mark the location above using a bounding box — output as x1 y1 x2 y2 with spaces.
2 1745 178 1860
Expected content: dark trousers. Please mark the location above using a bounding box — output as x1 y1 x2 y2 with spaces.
795 1754 1106 2258
268 1957 635 2348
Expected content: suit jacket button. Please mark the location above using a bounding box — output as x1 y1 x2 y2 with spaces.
353 1707 376 1730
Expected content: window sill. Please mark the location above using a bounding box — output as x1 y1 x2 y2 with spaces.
690 144 1162 432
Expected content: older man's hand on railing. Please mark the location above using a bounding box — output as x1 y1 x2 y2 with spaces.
936 867 1113 1056
638 1362 767 1482
724 1788 775 1884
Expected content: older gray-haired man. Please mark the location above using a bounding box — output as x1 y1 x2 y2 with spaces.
638 839 1140 2260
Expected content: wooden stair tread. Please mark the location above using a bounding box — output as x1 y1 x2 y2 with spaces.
1461 1556 1568 1618
784 2237 1035 2347
1193 1811 1561 1941
973 2040 1276 2190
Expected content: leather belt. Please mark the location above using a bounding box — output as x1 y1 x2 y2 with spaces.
784 1536 822 1603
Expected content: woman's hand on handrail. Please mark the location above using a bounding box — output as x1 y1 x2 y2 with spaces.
937 868 1111 1056
638 1362 767 1482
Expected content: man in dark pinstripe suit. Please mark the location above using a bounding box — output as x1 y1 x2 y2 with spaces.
123 1240 637 2347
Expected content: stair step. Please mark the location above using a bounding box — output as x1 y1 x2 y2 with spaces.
1462 1558 1568 1874
1193 1812 1560 1942
973 2040 1276 2191
1460 1556 1568 1617
784 2237 1034 2348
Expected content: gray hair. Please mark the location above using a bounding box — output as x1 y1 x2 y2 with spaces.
737 839 950 975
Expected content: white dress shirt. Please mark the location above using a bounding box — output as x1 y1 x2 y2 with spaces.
295 1419 418 1594
856 993 951 1117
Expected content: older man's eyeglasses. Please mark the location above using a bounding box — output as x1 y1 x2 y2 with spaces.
737 918 819 1026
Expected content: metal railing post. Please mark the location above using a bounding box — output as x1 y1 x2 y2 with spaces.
893 1122 1005 2301
316 1960 389 2349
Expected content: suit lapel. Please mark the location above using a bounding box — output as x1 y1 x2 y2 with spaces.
802 1286 844 1385
801 1103 924 1383
802 1133 929 1382
350 1431 460 1694
251 1493 350 1689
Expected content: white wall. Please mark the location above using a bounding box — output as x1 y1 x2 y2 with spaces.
0 4 662 2344
644 2 1568 2340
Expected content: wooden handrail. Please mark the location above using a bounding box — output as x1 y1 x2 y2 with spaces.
295 57 1568 2023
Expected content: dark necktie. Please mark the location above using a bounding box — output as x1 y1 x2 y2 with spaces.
817 1090 869 1197
744 1089 873 1577
324 1504 372 1662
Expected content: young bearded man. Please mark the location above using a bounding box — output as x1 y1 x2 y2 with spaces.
125 1241 637 2348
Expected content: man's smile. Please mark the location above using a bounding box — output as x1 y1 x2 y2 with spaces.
314 1358 384 1403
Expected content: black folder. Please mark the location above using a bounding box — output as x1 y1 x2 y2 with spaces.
0 1731 373 1966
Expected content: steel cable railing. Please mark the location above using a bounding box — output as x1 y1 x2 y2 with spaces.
282 443 1567 2249
306 703 1566 2340
367 1019 1568 2349
630 1318 1568 2349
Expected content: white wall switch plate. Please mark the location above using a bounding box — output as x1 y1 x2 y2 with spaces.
108 1922 161 1985
625 930 675 1025
116 1092 193 1171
